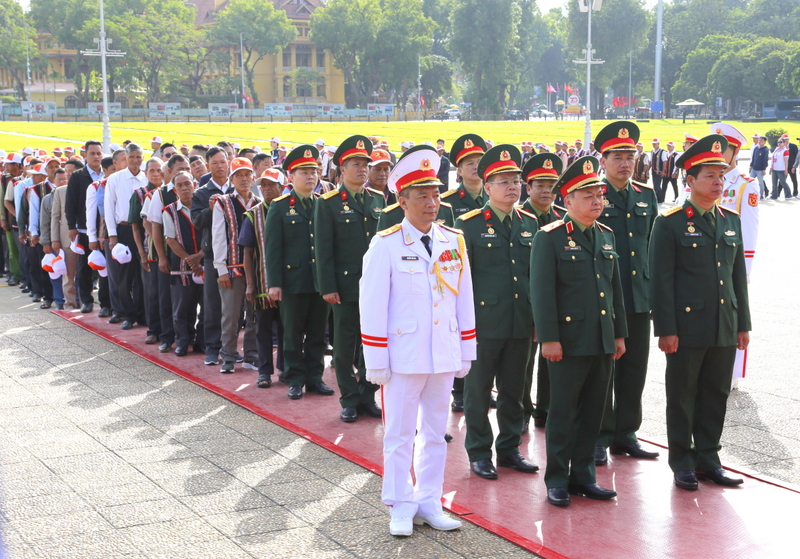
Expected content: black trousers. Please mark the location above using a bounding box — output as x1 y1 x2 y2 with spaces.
171 281 203 350
143 264 160 337
75 232 95 306
662 176 679 202
104 240 122 316
27 243 50 299
202 256 222 358
107 224 144 322
651 174 664 203
255 306 284 378
156 268 174 343
790 168 798 197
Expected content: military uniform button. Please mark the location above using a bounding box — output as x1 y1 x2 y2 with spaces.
310 233 314 237
627 213 631 218
430 269 434 275
717 262 721 267
631 251 635 256
311 245 314 250
366 232 370 236
720 280 723 285
629 232 633 237
487 243 492 247
511 259 515 264
720 299 724 304
515 294 519 298
692 243 697 248
609 255 614 259
409 268 414 272
600 292 605 297
715 244 718 248
513 276 517 281
309 221 313 225
312 258 315 263
643 212 647 216
685 307 691 312
596 274 600 279
601 310 606 315
572 256 576 260
364 217 368 222
509 242 513 247
344 271 348 275
397 329 402 334
434 320 439 325
286 265 291 269
345 219 350 223
733 242 736 247
632 270 637 275
566 316 571 322
480 301 485 305
434 302 438 307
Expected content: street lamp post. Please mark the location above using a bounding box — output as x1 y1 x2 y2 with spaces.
575 0 604 146
654 0 663 115
81 0 125 153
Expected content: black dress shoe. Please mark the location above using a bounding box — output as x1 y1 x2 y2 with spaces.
533 416 547 428
568 483 617 500
21 286 30 293
306 381 334 395
144 334 159 344
595 445 608 466
98 307 111 318
547 487 570 506
121 320 135 330
696 468 743 487
108 314 123 324
340 407 358 422
32 295 42 303
451 396 464 412
288 386 303 399
610 441 660 459
470 458 498 479
7 279 18 286
357 402 382 418
174 347 188 357
80 302 93 313
497 453 539 473
674 470 699 491
158 342 171 353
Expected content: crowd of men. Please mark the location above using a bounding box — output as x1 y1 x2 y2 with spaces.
0 121 755 535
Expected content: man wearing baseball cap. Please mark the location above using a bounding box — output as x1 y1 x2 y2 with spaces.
212 157 260 374
151 136 163 158
650 134 750 490
530 156 627 506
315 135 386 422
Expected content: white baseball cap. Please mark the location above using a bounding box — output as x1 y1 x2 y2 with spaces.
0 150 7 159
41 252 56 273
22 147 34 156
314 139 325 147
192 268 204 285
151 136 163 144
69 238 86 255
111 243 132 264
233 142 241 150
110 143 121 151
87 250 107 270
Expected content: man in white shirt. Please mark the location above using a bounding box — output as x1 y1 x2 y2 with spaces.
769 138 791 200
105 143 147 330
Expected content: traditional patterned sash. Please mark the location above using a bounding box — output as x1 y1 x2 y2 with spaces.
165 203 197 286
219 194 244 278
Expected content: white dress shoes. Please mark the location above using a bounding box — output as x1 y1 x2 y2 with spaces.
389 516 413 536
413 513 462 531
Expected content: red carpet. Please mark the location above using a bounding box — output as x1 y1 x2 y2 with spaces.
55 310 799 559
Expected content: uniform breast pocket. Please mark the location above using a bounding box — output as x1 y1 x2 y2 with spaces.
388 320 417 363
634 207 651 234
475 237 505 265
283 215 304 226
336 213 356 225
395 262 426 294
602 207 620 220
723 236 740 265
519 231 534 247
680 236 708 267
600 249 618 279
558 251 588 281
677 300 705 336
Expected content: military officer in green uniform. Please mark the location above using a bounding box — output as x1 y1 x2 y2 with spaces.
530 156 627 507
265 145 334 400
442 134 488 411
649 134 751 491
593 121 660 466
315 135 387 422
518 153 565 430
456 144 540 480
378 145 455 230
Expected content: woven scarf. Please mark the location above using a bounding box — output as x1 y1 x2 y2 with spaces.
219 194 244 278
246 202 270 310
165 203 197 286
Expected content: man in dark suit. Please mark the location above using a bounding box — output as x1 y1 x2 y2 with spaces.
783 134 798 197
649 134 751 491
66 140 107 314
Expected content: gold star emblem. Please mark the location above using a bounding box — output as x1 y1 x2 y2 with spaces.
356 140 365 150
583 160 594 175
712 141 722 153
500 150 510 161
420 158 432 170
465 139 474 149
619 128 629 139
304 149 312 158
543 159 553 169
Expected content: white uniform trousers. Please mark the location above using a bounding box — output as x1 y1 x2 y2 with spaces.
381 371 455 519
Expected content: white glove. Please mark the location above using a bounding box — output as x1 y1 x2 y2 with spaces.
455 361 471 379
366 368 392 385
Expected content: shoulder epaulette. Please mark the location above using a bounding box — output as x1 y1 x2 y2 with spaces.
365 187 382 196
540 220 564 232
740 174 755 183
441 188 459 199
553 204 567 213
632 180 653 190
438 224 463 235
321 189 339 200
661 205 683 217
459 208 482 220
440 200 452 208
597 221 613 232
382 202 400 213
272 193 290 203
517 209 537 220
719 205 739 216
377 223 402 237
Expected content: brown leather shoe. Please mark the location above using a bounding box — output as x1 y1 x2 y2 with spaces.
144 334 159 344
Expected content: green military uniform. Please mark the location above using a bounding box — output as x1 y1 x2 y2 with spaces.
314 136 386 412
518 153 565 428
457 145 539 467
649 135 751 475
530 156 627 491
592 121 660 454
265 145 328 390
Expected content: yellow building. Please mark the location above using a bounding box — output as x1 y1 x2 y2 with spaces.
191 0 345 105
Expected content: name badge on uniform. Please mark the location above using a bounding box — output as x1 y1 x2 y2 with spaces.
401 256 419 261
564 245 582 251
340 209 354 214
605 202 615 208
685 232 701 237
480 233 497 238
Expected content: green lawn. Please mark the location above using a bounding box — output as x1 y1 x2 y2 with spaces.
0 119 794 154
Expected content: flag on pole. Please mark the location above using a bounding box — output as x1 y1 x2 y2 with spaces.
565 84 575 94
547 84 556 94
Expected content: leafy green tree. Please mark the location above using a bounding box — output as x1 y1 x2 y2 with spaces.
213 0 295 106
0 0 39 99
671 35 747 103
420 54 453 105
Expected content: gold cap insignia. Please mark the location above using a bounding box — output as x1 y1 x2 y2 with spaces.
583 160 594 175
356 140 365 150
712 141 722 153
464 139 474 149
619 128 629 139
304 149 312 158
500 150 510 161
716 128 723 134
420 158 432 170
543 159 553 169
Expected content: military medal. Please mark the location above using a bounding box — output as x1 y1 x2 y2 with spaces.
343 204 350 211
487 227 495 235
568 239 576 247
688 225 695 233
289 196 297 215
289 208 296 215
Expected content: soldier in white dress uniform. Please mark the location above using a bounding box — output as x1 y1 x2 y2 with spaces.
360 149 477 537
711 123 760 386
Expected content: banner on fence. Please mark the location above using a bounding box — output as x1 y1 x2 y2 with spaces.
149 103 181 117
87 102 122 117
264 104 294 117
208 103 241 117
21 102 57 117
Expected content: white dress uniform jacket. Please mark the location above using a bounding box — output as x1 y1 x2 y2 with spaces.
360 219 477 373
